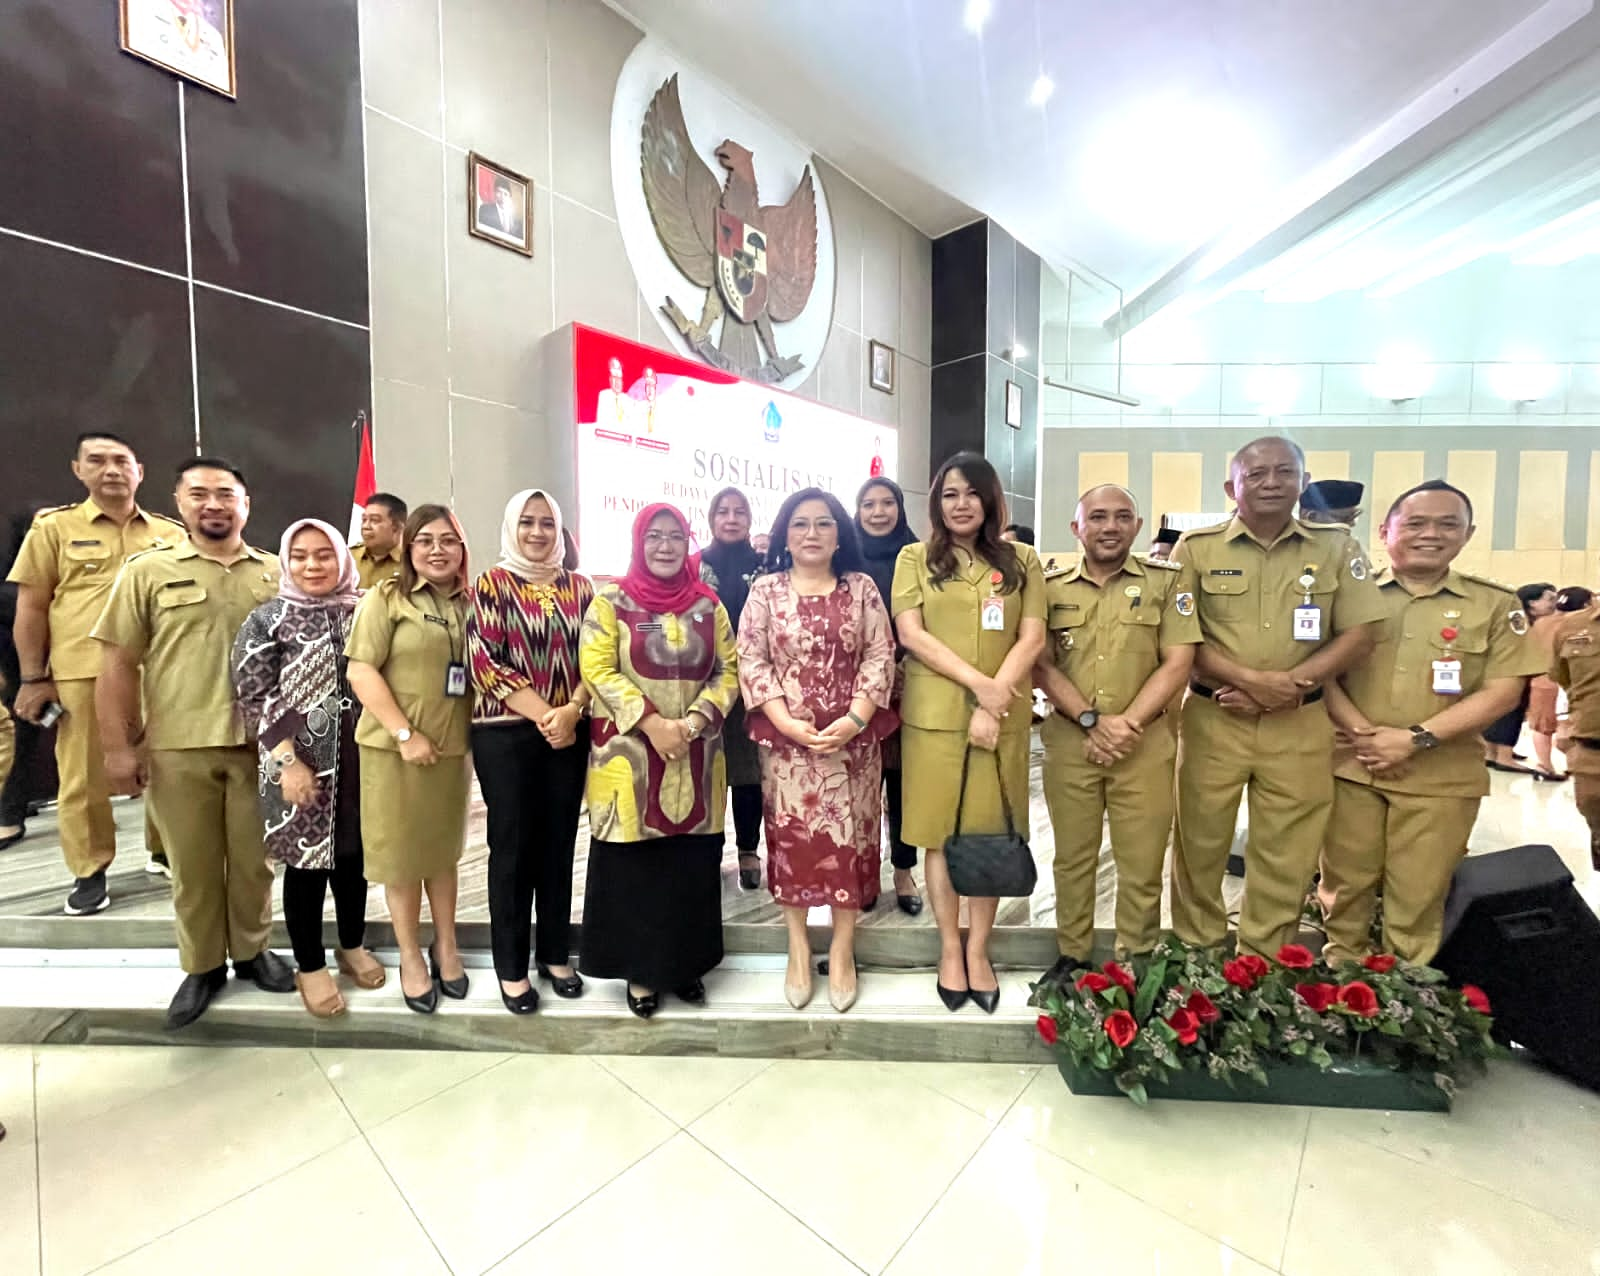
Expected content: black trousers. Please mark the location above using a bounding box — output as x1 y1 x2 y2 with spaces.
731 784 763 853
0 663 42 827
283 856 369 971
883 767 917 871
473 721 587 979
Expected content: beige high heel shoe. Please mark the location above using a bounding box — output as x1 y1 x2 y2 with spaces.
336 946 387 989
296 970 347 1019
828 958 858 1013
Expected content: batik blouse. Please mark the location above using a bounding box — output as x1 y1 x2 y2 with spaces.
466 566 594 724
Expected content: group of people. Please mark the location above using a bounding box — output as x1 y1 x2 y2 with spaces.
2 428 1592 1033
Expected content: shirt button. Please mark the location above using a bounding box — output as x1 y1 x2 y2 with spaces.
1263 621 1272 629
1404 632 1413 639
1097 655 1104 661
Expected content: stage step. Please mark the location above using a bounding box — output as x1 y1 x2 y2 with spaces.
0 948 1054 1065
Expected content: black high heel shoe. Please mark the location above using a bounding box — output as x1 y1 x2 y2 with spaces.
536 962 584 999
936 982 969 1012
626 987 660 1019
499 982 540 1015
402 968 440 1015
737 852 762 890
673 978 706 1004
969 985 1001 1015
429 944 469 1000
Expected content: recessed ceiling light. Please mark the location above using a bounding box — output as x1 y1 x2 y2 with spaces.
1029 74 1054 107
963 0 991 34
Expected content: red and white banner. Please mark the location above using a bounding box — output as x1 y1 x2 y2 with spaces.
349 413 376 544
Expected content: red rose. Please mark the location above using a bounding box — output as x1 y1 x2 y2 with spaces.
1240 955 1270 980
1075 971 1113 994
1104 1009 1138 1048
1295 982 1339 1013
1276 944 1315 970
1036 1014 1059 1045
1462 984 1492 1015
1165 1006 1199 1045
1102 961 1137 996
1337 981 1380 1017
1363 953 1397 974
1185 989 1221 1024
1223 958 1258 990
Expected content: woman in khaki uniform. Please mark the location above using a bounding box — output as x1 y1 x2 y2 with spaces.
346 505 473 1015
892 453 1046 1014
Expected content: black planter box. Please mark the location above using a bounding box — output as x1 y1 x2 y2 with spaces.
1059 1058 1452 1112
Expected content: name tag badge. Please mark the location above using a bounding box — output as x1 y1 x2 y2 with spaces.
1432 658 1463 695
444 661 468 699
1292 605 1322 642
981 596 1005 631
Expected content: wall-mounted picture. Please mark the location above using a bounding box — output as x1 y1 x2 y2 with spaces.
1005 378 1023 428
869 340 895 394
468 153 534 256
119 0 236 99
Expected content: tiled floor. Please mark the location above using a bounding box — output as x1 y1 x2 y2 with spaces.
3 1044 1598 1276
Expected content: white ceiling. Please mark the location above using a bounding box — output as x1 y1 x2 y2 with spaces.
611 0 1600 329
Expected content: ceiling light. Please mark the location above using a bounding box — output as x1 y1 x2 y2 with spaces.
1364 346 1434 402
1010 343 1029 361
963 0 991 33
1243 366 1300 416
1029 74 1054 107
1487 361 1559 403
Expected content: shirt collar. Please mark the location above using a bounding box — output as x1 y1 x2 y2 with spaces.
81 497 155 526
1063 554 1144 586
174 538 267 566
1374 567 1469 598
1223 514 1311 550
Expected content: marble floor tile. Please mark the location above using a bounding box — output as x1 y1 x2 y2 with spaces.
312 1047 513 1129
1282 1127 1600 1276
1000 1068 1309 1269
884 1125 1276 1276
0 1044 36 1145
0 1049 40 1276
488 1132 860 1276
689 1058 995 1273
33 1044 257 1132
896 1061 1042 1122
364 1054 675 1275
37 1047 357 1276
92 1137 448 1276
590 1055 773 1127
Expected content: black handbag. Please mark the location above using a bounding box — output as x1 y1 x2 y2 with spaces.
942 744 1037 898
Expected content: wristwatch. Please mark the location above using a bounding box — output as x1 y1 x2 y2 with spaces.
1076 708 1100 730
1409 725 1439 751
684 714 706 742
393 726 414 744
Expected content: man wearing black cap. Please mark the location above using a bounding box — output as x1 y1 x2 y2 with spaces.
1300 480 1364 527
1147 525 1181 561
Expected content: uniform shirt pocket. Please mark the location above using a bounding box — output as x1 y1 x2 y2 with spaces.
155 583 208 610
63 541 112 578
1199 573 1250 618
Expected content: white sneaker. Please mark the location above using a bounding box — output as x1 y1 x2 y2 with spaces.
146 852 172 879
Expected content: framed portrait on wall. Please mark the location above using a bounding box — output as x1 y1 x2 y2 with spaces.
1005 378 1023 428
468 153 534 256
869 340 896 394
119 0 237 99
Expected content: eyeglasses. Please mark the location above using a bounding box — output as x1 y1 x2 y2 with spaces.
643 531 688 546
413 535 463 550
789 518 837 534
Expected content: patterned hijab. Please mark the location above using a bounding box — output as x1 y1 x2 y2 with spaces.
277 518 360 609
497 488 565 585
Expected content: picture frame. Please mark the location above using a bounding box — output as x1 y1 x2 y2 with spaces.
869 340 896 394
467 152 535 257
1005 378 1023 429
119 0 237 99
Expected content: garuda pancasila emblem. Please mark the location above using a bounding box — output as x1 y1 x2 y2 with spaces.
641 74 819 383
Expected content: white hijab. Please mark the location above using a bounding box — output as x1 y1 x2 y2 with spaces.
497 488 565 584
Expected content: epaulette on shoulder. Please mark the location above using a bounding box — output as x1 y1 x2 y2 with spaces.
150 511 185 527
1040 553 1075 579
123 546 167 565
1454 570 1517 596
1135 553 1180 570
32 503 78 521
1182 520 1229 538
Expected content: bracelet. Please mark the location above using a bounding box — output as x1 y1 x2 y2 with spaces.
846 710 868 731
20 675 49 685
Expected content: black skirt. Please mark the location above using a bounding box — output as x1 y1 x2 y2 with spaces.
580 833 724 989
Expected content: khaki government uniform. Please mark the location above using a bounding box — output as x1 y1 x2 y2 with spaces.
1040 553 1200 961
6 499 183 877
1171 516 1385 956
1551 602 1600 870
350 543 402 591
1320 570 1541 964
345 578 472 884
91 540 280 972
891 542 1047 852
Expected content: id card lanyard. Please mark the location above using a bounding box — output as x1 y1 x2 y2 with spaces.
1292 565 1322 642
981 569 1006 631
422 591 468 698
1433 614 1463 695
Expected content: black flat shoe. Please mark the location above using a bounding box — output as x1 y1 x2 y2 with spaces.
936 982 970 1012
1036 955 1083 994
166 967 227 1030
626 988 660 1019
674 978 706 1004
536 962 585 999
969 985 1001 1015
737 852 762 890
896 892 924 916
233 948 295 993
429 944 469 999
0 823 25 851
404 978 440 1015
500 984 540 1015
861 896 877 913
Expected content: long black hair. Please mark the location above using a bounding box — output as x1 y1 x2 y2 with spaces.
765 487 864 577
926 452 1022 592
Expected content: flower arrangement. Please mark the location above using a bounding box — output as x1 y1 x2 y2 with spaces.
1032 939 1495 1106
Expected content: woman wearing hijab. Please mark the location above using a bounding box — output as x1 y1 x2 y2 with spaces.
232 519 383 1019
579 503 740 1018
467 489 595 1014
699 486 766 888
855 476 924 914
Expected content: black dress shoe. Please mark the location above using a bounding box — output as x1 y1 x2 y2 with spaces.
166 967 228 1030
500 984 540 1015
626 988 660 1019
969 985 1001 1015
234 948 295 993
536 962 585 999
404 978 440 1015
896 892 924 916
673 978 706 1004
936 982 970 1012
429 944 469 999
1037 955 1083 992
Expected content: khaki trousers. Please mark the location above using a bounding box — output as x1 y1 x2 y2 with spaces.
1318 780 1480 966
1173 694 1334 956
1575 773 1600 871
0 704 13 801
54 678 163 878
146 747 272 973
1041 713 1174 961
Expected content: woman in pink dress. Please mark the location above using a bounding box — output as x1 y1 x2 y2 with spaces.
737 488 897 1012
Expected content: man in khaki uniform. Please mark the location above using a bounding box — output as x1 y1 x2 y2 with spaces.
7 432 184 914
1550 590 1600 874
93 457 293 1028
1034 485 1200 984
1172 437 1384 956
351 493 406 590
1320 479 1539 964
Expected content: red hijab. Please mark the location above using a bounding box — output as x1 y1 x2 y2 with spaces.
619 503 718 614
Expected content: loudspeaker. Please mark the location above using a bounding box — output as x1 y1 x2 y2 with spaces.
1434 844 1600 1093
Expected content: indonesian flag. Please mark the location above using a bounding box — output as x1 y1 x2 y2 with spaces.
349 413 376 544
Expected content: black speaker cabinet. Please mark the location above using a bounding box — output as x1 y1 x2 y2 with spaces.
1434 844 1600 1092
